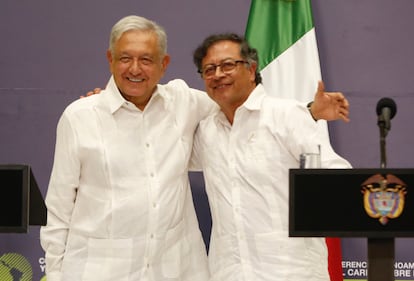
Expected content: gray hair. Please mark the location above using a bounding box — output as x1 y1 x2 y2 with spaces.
109 15 167 56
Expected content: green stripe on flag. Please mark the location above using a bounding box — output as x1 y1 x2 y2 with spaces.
245 0 315 71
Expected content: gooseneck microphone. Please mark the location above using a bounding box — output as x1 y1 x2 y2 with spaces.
376 97 397 168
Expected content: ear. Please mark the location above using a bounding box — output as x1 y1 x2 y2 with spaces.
106 50 113 64
161 54 171 72
106 50 115 74
249 62 258 82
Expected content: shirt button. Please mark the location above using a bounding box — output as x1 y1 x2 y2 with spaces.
146 143 150 148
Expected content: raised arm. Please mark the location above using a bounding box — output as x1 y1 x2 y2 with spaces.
309 81 350 122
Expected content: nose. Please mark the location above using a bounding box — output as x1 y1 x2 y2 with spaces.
129 58 142 75
212 65 226 78
214 65 225 76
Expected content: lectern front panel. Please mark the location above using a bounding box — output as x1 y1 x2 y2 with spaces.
0 165 29 233
289 168 414 238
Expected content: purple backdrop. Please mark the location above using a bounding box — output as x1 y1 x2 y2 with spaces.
1 0 414 280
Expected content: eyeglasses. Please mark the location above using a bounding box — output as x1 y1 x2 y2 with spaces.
198 59 248 79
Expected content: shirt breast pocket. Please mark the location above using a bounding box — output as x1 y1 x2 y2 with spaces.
242 130 281 175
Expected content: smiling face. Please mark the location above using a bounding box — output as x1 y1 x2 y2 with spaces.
107 30 170 110
201 40 257 112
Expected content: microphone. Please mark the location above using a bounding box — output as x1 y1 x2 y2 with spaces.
376 97 397 168
376 97 397 133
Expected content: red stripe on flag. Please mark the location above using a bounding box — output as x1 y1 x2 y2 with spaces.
326 237 343 281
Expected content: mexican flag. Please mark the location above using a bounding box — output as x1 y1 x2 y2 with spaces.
245 0 343 281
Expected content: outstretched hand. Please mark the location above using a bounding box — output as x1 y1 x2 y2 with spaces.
80 88 103 99
310 81 350 122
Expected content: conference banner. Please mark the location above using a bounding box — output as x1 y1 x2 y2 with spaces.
0 230 46 281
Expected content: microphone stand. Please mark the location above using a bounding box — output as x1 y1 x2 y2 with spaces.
368 115 394 281
378 115 388 168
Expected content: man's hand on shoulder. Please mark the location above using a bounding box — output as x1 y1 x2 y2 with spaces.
80 88 103 99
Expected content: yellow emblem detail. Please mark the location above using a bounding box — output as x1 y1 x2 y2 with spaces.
361 174 407 225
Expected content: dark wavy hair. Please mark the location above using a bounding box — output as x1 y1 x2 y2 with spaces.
193 33 262 84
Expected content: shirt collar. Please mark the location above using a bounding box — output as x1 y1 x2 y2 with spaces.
215 84 266 126
242 84 266 111
104 76 167 114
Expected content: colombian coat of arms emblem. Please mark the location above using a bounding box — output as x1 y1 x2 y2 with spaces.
361 174 407 225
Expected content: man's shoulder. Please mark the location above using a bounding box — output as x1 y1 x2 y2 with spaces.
63 93 103 117
258 95 310 128
262 95 305 113
160 79 206 96
264 94 301 105
161 78 190 91
159 79 213 111
252 85 303 111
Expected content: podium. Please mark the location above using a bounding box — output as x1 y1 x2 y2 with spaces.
289 168 414 281
0 164 47 233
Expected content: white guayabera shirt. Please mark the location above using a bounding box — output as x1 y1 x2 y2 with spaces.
41 77 215 281
191 84 352 281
